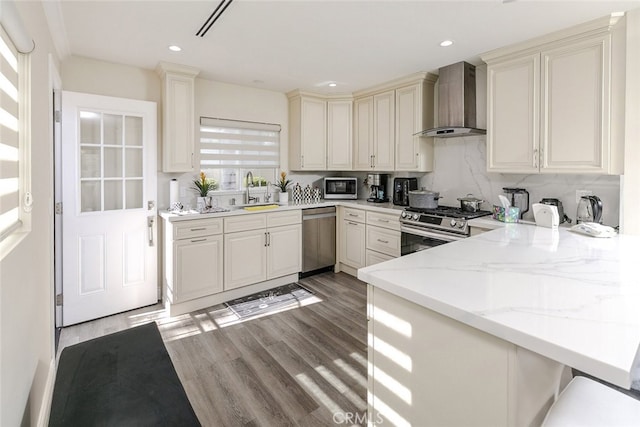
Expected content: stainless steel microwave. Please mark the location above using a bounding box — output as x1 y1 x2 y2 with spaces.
323 177 357 200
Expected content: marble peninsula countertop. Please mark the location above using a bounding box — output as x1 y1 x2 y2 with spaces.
358 223 640 390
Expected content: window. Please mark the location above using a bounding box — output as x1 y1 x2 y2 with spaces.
199 117 280 191
0 24 30 248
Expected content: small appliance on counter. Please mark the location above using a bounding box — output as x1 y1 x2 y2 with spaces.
323 177 357 200
532 203 560 228
540 198 570 224
367 174 388 203
576 195 603 224
503 187 529 219
393 177 418 206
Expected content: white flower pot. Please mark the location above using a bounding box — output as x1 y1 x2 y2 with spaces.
278 191 289 204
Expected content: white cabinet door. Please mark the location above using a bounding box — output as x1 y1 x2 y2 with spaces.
224 229 267 290
300 96 327 170
327 99 353 170
354 96 374 170
366 226 400 257
174 234 223 302
541 34 610 173
395 83 433 172
267 224 302 279
373 90 395 170
486 53 540 173
341 220 366 269
365 249 394 267
157 63 199 173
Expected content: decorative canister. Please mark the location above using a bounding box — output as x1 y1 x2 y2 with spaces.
303 185 312 204
292 183 303 204
313 187 321 203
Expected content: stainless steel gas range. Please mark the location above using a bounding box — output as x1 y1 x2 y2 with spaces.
400 206 492 255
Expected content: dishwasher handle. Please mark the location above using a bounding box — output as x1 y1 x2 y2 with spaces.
302 207 336 221
303 212 336 221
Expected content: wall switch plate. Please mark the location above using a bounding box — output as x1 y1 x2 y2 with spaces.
576 190 593 203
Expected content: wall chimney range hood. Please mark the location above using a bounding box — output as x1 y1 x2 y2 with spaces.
416 61 486 138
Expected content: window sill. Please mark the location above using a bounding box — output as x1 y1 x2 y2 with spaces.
0 229 30 262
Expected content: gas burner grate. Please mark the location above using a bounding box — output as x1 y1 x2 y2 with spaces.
404 206 492 219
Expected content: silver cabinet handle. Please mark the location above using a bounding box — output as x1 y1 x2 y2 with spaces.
533 148 539 169
267 232 271 247
147 217 155 246
264 232 268 247
378 219 389 223
349 213 358 217
190 227 206 231
377 239 389 244
190 238 207 243
348 221 358 226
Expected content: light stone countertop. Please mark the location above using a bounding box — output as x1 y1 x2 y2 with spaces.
159 199 404 222
358 223 640 390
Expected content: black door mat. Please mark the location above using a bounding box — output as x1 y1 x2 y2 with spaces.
49 322 200 427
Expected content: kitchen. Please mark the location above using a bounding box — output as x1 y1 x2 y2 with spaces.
2 1 640 426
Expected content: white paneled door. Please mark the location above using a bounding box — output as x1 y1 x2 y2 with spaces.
61 91 157 326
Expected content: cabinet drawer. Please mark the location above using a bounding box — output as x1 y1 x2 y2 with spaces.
343 207 365 223
366 249 395 267
366 226 400 257
224 213 267 233
174 218 223 240
267 209 301 227
366 211 400 231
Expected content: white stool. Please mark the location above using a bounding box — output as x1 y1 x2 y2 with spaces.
542 376 640 426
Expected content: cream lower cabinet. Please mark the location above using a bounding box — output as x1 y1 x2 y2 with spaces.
224 211 301 290
366 210 401 266
339 207 366 269
483 16 625 174
368 286 563 427
165 218 224 303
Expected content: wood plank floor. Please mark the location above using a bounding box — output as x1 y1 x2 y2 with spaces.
58 271 368 426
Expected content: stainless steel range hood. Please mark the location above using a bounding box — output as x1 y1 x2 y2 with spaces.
416 61 486 138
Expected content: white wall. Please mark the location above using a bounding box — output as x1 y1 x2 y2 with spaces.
0 2 58 425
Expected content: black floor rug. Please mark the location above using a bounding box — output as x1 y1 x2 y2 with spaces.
224 282 316 319
49 322 200 427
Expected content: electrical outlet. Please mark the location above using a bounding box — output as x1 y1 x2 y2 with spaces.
576 190 592 203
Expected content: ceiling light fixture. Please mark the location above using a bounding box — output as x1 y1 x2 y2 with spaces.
328 82 337 87
440 40 454 47
168 45 182 52
196 0 235 38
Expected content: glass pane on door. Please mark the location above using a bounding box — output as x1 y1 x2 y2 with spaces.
79 111 144 213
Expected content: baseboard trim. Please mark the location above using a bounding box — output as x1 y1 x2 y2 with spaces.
164 273 299 317
37 358 56 427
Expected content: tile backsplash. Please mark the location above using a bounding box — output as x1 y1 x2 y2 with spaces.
159 135 621 226
413 135 621 226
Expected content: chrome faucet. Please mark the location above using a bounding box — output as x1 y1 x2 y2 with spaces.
265 182 272 203
245 171 257 204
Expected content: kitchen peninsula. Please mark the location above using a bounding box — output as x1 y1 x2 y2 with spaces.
359 224 640 426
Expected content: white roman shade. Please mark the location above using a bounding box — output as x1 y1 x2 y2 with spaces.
0 25 20 239
199 117 281 169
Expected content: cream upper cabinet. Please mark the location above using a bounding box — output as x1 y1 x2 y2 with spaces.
373 90 396 171
327 99 353 170
353 96 375 170
288 92 353 171
288 93 326 170
156 62 199 173
486 53 540 172
395 82 435 172
353 91 395 171
483 16 625 175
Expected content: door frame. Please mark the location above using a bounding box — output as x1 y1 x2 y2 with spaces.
50 56 62 340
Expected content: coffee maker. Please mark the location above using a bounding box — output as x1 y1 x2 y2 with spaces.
503 187 530 219
367 174 388 203
393 177 418 206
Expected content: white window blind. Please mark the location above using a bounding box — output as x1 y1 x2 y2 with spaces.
199 117 280 169
0 26 21 239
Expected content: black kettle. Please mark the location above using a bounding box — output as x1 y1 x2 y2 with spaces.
576 195 603 223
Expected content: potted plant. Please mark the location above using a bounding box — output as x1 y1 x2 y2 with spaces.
192 172 217 211
273 171 292 203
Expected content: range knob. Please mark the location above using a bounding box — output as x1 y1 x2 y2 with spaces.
449 219 457 228
401 211 407 218
412 213 419 220
457 220 466 229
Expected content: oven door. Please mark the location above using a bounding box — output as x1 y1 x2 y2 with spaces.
401 224 466 256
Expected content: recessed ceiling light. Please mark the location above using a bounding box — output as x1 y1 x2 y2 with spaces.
328 82 337 87
168 45 182 52
440 40 454 47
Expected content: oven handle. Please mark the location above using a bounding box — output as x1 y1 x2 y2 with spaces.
400 225 467 242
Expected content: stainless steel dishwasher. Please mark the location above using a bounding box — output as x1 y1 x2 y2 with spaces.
302 206 336 275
